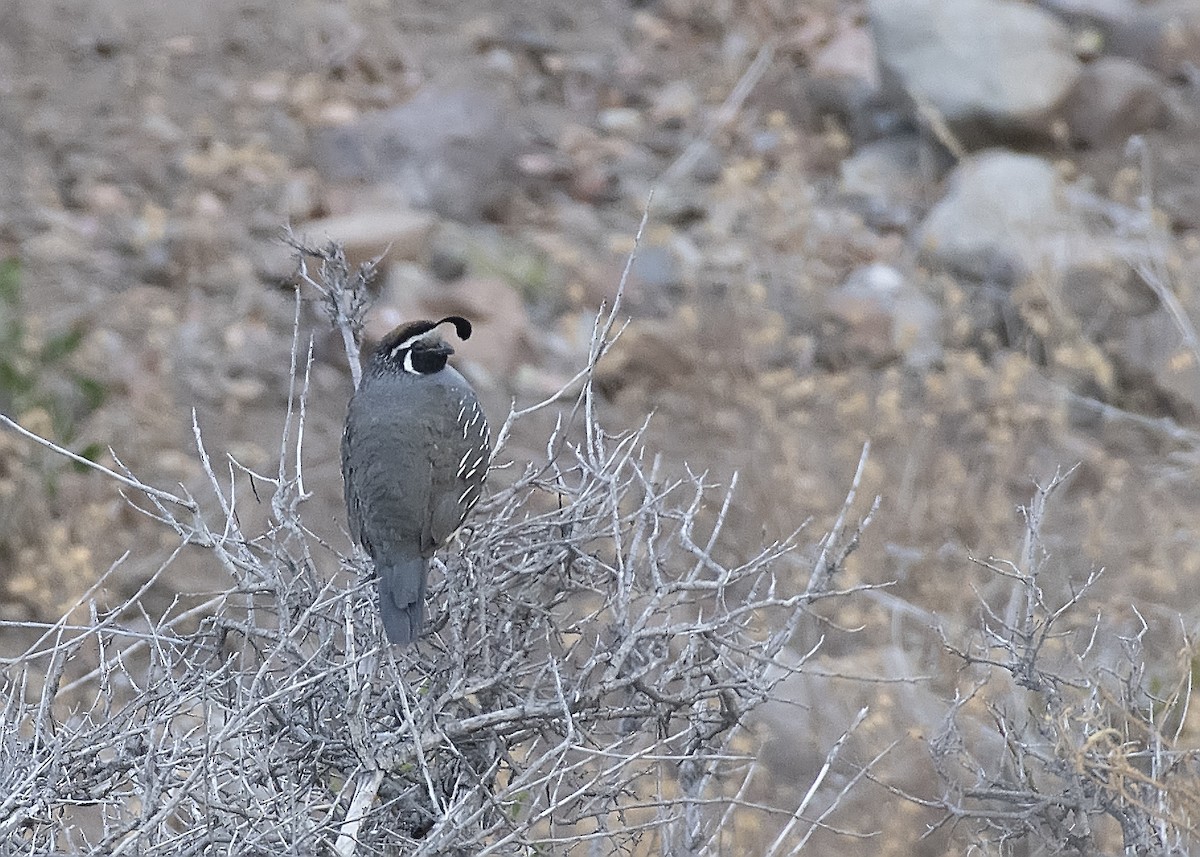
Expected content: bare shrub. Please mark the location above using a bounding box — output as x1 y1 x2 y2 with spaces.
926 469 1200 855
0 233 881 854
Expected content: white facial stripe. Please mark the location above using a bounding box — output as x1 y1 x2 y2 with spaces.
395 330 432 351
402 349 417 374
389 328 438 363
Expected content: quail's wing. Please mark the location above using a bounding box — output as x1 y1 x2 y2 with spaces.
426 388 491 548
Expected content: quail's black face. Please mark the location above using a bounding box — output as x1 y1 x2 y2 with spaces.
375 316 473 377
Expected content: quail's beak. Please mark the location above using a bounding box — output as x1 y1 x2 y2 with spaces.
416 337 454 358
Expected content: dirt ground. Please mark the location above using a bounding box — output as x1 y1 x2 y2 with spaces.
5 0 1200 852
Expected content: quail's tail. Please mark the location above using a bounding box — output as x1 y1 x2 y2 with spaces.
375 555 428 646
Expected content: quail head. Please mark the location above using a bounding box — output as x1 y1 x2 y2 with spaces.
341 316 490 645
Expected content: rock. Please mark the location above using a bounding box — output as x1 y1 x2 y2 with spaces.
808 22 887 141
651 80 699 127
750 648 857 783
838 136 929 231
299 208 436 271
651 186 708 227
1036 0 1137 22
1154 140 1200 231
1054 232 1156 330
597 107 644 137
869 0 1081 146
750 646 948 788
1096 1 1200 77
1110 304 1200 418
516 150 574 182
918 151 1064 285
821 263 943 369
629 245 682 291
1065 57 1168 148
920 151 1098 285
812 21 881 88
687 141 724 184
1040 0 1200 75
253 241 300 287
428 246 468 283
918 150 1150 336
569 163 621 205
80 182 132 217
310 82 522 221
279 172 319 221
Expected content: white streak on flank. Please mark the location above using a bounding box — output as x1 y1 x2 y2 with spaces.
459 453 485 479
458 402 481 438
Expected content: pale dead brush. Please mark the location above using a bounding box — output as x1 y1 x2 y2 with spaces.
0 226 883 856
922 469 1200 855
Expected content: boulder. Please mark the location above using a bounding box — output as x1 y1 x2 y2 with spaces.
870 0 1081 145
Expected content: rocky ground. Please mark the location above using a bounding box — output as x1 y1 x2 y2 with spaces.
5 0 1200 851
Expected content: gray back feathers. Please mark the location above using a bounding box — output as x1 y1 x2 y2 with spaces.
341 323 490 645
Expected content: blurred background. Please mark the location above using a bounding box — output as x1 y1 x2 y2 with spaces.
3 0 1200 851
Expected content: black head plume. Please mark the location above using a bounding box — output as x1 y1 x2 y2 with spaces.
435 316 472 341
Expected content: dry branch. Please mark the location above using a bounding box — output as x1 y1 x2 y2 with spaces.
0 234 881 855
928 470 1200 854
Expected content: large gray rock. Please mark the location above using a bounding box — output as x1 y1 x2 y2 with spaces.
918 151 1067 284
299 207 436 271
918 150 1154 341
311 83 522 222
870 0 1081 145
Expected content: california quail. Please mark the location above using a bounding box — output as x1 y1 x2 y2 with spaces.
341 316 490 645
